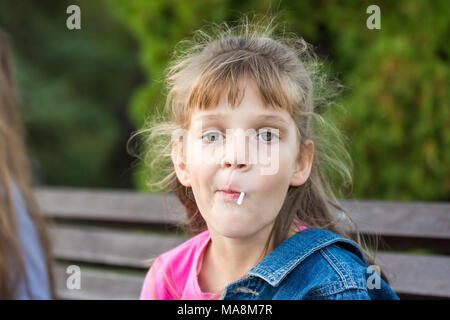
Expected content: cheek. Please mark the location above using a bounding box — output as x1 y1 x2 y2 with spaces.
257 140 296 175
186 160 218 214
188 161 215 192
256 168 290 199
254 144 295 203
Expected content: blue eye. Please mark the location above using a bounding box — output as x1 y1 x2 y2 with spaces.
202 131 224 143
257 129 279 142
202 129 279 143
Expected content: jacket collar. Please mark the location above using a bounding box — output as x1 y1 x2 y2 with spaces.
247 228 368 287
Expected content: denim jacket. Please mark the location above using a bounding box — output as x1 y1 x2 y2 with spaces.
220 228 399 300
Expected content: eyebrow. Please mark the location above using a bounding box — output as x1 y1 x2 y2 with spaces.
193 114 289 126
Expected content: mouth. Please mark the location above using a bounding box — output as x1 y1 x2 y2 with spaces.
220 189 241 194
217 189 243 201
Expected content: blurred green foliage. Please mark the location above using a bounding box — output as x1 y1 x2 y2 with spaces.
107 0 449 201
0 0 141 188
0 1 447 200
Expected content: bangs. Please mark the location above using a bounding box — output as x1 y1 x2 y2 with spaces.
186 52 297 117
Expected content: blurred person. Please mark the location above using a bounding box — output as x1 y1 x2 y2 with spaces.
0 30 54 299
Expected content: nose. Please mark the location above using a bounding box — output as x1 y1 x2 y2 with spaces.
220 129 251 172
221 160 249 171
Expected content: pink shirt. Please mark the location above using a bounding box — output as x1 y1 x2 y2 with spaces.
139 219 309 300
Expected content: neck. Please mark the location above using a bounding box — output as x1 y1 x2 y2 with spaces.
206 223 275 283
198 221 299 295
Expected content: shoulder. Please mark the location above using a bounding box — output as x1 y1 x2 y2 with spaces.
140 230 210 300
294 233 398 300
299 242 370 298
9 182 51 299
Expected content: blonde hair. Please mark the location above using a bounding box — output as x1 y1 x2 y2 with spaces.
130 13 387 283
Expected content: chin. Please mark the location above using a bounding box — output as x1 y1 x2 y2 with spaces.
214 223 259 239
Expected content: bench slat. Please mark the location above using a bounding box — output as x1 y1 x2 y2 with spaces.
375 252 450 299
338 200 450 239
51 225 187 269
37 188 450 240
36 187 185 226
55 265 143 300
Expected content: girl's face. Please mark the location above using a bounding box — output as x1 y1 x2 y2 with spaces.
172 80 314 239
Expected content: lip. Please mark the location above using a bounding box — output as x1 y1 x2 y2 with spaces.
218 189 242 201
221 188 240 193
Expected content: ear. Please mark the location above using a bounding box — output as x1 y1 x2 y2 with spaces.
290 139 314 187
171 139 192 187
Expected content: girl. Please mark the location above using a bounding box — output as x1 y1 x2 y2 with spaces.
136 15 399 300
0 30 54 299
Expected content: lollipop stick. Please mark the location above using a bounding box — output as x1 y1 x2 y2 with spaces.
237 191 245 205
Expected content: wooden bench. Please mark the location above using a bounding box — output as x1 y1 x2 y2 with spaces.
34 187 450 300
